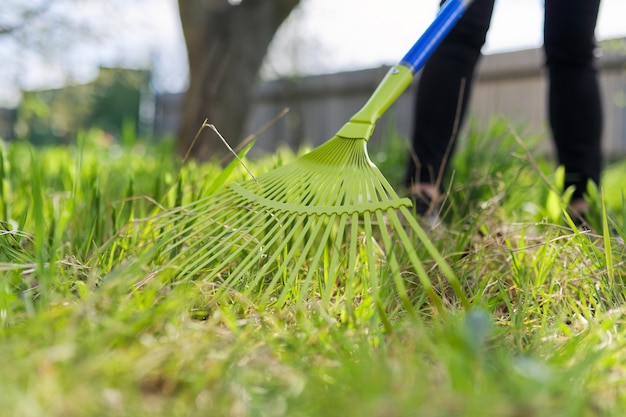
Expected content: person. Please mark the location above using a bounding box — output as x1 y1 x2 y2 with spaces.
405 0 603 223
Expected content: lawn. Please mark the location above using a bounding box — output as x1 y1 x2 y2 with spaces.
1 123 625 417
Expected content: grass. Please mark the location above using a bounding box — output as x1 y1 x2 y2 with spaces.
1 121 625 417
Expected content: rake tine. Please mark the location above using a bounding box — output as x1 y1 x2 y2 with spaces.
400 206 470 310
171 201 279 278
364 210 393 333
292 214 337 310
154 198 244 249
386 209 446 316
214 212 302 291
322 213 349 309
374 209 419 320
170 203 267 275
266 214 326 307
243 214 310 303
344 212 360 320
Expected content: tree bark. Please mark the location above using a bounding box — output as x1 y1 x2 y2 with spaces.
177 0 300 161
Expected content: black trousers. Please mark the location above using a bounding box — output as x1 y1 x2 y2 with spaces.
405 0 603 200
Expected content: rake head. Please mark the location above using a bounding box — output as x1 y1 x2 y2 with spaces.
146 134 466 321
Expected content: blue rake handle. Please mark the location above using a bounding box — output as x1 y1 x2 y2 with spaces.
400 0 474 74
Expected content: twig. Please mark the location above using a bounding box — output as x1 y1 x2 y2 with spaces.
233 107 290 155
436 77 466 191
204 121 259 185
182 120 207 165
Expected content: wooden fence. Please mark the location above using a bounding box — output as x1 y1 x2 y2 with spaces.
155 38 626 158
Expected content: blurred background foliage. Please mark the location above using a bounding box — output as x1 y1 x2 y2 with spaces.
13 68 151 145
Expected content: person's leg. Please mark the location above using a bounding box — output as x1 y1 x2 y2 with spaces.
405 0 495 201
544 0 603 204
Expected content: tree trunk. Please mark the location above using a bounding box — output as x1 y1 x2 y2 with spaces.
177 0 299 161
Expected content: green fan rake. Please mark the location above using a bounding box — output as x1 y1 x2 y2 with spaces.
149 0 473 319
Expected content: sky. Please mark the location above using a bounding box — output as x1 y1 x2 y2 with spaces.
265 0 626 76
2 0 626 106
